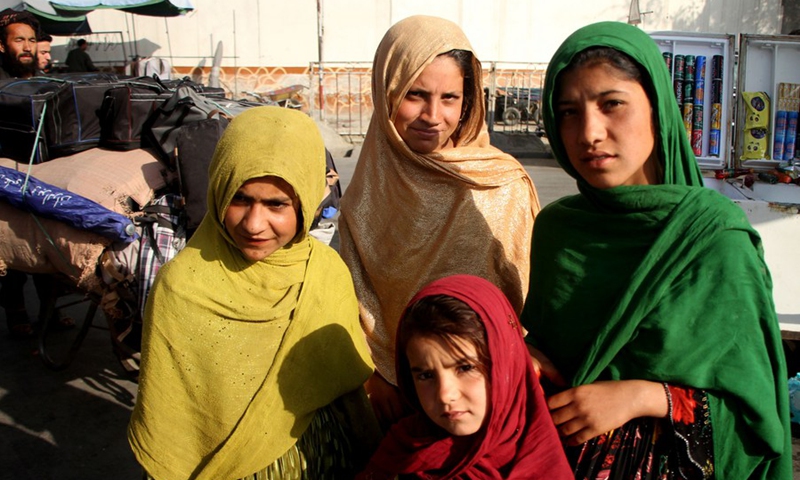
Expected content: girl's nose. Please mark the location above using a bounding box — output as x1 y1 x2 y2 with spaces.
241 205 268 234
579 109 606 146
437 375 459 403
420 100 441 125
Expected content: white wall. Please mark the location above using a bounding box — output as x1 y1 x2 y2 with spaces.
48 0 784 68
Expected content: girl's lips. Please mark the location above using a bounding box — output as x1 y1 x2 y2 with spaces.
241 237 273 245
412 128 441 139
442 410 466 419
581 151 614 162
582 152 616 167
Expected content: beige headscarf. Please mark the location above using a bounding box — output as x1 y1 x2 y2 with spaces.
128 107 373 480
339 15 539 384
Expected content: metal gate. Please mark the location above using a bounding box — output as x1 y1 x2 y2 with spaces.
308 60 549 140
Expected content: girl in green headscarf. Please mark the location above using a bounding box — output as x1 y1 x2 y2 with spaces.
128 107 379 479
520 22 790 479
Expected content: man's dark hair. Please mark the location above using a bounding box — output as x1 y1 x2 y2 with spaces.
0 8 40 39
38 32 52 43
76 38 87 47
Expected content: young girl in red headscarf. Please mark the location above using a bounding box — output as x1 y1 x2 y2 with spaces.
358 275 571 479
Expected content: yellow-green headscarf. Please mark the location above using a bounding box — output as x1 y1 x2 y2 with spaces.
128 107 373 480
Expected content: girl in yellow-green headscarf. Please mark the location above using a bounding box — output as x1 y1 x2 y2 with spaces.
521 22 790 479
128 106 379 480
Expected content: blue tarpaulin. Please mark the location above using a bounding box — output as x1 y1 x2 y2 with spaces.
0 165 137 243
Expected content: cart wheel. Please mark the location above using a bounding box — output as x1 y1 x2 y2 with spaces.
503 107 521 126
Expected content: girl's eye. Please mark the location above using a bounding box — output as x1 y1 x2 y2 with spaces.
557 107 576 119
407 90 424 98
230 193 248 205
415 372 433 381
456 364 475 374
603 99 624 110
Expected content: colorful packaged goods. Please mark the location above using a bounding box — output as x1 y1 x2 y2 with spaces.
710 102 722 157
772 83 800 162
691 56 706 155
673 54 685 106
740 91 771 161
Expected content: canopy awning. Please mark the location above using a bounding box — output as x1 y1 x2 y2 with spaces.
50 0 193 17
1 0 193 36
0 1 91 35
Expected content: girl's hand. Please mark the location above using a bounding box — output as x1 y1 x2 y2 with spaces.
365 371 405 430
547 380 669 446
525 344 566 387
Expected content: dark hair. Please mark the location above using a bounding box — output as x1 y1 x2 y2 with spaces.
557 47 648 97
397 294 490 409
440 49 476 141
0 8 40 43
77 39 87 47
38 32 52 43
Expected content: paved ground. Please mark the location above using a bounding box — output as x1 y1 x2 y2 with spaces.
1 143 799 479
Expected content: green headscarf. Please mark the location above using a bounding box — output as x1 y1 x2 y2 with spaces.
542 21 703 188
522 22 790 478
129 107 373 479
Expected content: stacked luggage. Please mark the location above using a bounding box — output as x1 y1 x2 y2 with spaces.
0 73 342 379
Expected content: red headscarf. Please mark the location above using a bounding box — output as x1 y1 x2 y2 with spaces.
358 274 572 479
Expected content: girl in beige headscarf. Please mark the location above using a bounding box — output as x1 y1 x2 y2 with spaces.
128 107 378 480
339 15 539 426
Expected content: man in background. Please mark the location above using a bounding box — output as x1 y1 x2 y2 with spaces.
0 8 39 79
37 31 51 73
65 38 97 72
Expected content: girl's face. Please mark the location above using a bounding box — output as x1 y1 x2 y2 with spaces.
406 334 488 436
393 55 464 154
224 176 300 262
556 61 659 189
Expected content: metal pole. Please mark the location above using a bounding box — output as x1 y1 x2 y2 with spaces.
256 0 262 64
131 13 139 58
164 18 174 74
233 10 238 98
317 0 325 121
124 13 132 60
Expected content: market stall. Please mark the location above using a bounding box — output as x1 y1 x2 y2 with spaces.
652 31 800 337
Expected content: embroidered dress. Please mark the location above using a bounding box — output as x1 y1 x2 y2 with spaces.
569 387 713 479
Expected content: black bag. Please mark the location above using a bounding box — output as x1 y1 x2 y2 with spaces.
0 75 120 162
158 77 227 100
143 85 255 167
98 77 173 150
48 74 121 158
174 117 229 231
0 78 61 162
